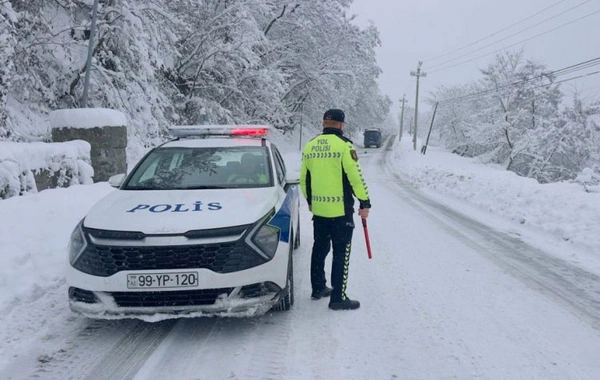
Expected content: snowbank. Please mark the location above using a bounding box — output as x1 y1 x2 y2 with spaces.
391 139 600 254
0 141 93 199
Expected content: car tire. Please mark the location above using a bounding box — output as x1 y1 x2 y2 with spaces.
272 252 294 311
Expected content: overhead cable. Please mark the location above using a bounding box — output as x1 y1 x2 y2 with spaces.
427 0 593 70
425 0 573 63
428 9 600 74
438 57 600 104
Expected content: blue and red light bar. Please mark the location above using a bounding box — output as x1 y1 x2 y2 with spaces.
231 127 269 137
169 125 270 138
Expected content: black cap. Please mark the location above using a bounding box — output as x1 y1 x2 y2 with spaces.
323 109 345 123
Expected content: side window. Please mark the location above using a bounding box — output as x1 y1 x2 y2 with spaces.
271 145 286 184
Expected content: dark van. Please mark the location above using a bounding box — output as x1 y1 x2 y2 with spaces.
363 128 382 148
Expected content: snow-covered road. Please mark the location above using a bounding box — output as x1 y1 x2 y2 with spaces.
2 137 600 380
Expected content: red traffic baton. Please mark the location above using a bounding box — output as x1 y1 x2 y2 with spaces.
361 218 373 259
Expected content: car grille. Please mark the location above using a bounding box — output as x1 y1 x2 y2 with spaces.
73 241 267 277
110 288 234 307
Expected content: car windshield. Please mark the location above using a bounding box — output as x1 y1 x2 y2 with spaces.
122 146 272 190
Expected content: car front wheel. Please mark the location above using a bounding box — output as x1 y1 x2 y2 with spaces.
272 252 294 311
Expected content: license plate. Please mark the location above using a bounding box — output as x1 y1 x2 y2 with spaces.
127 272 199 289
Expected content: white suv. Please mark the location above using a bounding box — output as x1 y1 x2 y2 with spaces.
67 125 300 319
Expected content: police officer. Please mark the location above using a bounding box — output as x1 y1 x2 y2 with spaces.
227 153 268 184
300 109 371 310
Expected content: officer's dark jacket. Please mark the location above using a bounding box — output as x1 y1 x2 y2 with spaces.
300 128 370 218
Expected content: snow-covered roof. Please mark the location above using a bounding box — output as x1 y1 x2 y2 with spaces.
49 108 128 129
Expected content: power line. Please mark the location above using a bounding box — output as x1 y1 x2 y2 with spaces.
428 9 600 74
442 67 600 104
551 70 600 86
425 0 573 63
551 57 600 76
438 57 600 104
427 0 593 70
442 70 599 105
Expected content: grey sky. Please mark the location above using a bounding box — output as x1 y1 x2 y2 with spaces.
349 0 600 115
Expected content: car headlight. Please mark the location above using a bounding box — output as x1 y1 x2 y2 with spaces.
68 219 88 264
245 210 280 260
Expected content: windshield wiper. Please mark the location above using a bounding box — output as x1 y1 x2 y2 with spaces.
122 186 154 190
122 185 228 190
184 185 228 189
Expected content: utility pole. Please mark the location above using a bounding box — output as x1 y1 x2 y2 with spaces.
81 0 100 108
421 101 438 155
398 95 407 141
410 61 426 151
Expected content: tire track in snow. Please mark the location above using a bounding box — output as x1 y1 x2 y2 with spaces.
127 311 293 380
363 144 487 379
131 317 255 380
81 320 177 380
130 257 298 380
237 313 293 380
28 319 176 380
381 145 600 331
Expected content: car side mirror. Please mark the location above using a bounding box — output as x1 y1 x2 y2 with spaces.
108 173 126 188
284 172 299 192
285 169 300 185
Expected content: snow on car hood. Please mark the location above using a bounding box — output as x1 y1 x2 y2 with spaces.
83 188 279 234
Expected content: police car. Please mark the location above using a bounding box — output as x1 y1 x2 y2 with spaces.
67 125 300 319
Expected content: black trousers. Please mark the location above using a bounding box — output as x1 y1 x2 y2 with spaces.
311 214 355 302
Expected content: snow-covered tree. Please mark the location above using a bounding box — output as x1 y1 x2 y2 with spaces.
429 50 600 182
477 51 562 173
3 0 181 146
546 96 600 182
0 2 17 139
1 0 389 159
427 83 483 155
431 51 576 181
257 0 389 136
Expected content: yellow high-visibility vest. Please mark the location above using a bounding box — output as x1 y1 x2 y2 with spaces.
300 128 370 218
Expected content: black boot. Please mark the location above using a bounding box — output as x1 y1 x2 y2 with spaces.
311 286 332 300
329 298 360 310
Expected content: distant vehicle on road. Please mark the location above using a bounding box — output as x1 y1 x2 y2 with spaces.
363 128 382 148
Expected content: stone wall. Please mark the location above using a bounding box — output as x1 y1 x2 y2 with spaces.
52 126 127 182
